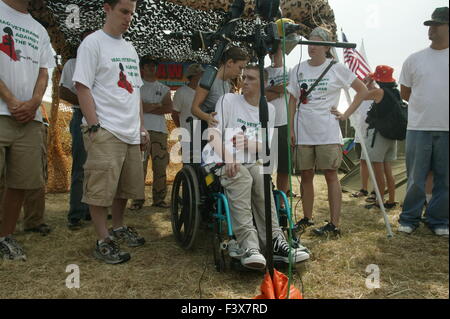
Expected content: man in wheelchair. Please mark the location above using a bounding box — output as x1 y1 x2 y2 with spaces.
202 65 310 270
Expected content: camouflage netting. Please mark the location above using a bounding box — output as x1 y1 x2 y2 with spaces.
28 0 336 193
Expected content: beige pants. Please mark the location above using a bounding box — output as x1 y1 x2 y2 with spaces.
82 128 145 207
0 124 47 229
138 130 169 205
216 163 283 251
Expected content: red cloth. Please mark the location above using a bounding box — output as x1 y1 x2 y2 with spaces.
0 35 18 61
118 71 134 94
255 269 303 299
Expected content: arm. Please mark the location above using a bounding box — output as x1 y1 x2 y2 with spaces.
75 82 98 127
191 86 218 126
12 68 49 123
265 90 282 102
143 92 173 115
140 100 149 147
172 111 181 127
288 94 298 146
335 78 369 121
364 88 384 104
0 79 22 113
59 86 79 106
400 85 411 102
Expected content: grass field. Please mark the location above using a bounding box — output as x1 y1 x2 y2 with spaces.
0 175 448 299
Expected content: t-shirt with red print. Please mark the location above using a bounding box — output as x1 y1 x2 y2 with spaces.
0 0 55 122
73 30 143 145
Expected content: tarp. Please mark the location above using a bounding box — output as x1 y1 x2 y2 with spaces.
44 0 259 62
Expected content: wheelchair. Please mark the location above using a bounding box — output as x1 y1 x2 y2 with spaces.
170 161 298 272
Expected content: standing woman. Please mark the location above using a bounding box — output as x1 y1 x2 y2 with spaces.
191 47 249 154
360 66 400 210
288 27 368 237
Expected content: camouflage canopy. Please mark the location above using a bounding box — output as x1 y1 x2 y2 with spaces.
30 0 336 62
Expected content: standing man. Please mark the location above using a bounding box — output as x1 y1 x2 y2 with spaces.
398 7 449 237
60 53 90 230
0 0 55 260
73 0 149 264
129 58 173 210
172 63 204 163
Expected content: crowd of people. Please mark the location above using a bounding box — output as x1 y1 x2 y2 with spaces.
0 0 448 270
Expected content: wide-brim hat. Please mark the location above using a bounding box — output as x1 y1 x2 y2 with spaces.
185 63 205 78
369 65 396 83
424 7 449 26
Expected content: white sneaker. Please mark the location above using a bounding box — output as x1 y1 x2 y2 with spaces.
241 248 266 270
0 236 27 261
227 240 246 259
433 227 449 237
398 225 415 234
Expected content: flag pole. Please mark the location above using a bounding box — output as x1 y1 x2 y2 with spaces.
332 45 394 238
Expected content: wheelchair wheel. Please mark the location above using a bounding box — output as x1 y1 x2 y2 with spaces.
170 165 201 250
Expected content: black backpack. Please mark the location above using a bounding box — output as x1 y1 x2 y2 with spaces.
365 88 408 145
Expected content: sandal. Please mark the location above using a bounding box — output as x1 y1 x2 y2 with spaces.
351 189 369 198
365 191 377 203
129 201 144 211
24 223 52 236
152 201 170 209
375 202 398 209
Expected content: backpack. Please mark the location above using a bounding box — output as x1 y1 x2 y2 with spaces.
365 88 408 145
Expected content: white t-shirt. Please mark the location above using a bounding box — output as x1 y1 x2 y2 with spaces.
0 0 55 122
266 66 289 127
173 85 195 132
142 80 170 134
400 47 449 131
288 59 356 145
59 58 78 107
73 30 143 144
202 93 275 165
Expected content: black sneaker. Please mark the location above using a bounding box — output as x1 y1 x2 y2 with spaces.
0 236 27 261
111 226 145 247
313 222 341 237
273 235 310 263
293 218 314 234
93 237 130 264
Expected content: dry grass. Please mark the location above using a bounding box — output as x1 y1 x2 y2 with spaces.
0 175 448 299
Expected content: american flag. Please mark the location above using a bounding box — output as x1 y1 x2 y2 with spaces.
342 32 372 80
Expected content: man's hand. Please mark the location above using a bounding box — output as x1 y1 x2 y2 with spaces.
140 127 149 151
6 97 24 114
10 97 40 123
207 112 218 128
225 162 240 178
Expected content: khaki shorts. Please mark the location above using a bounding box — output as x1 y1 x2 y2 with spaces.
0 116 44 190
82 127 145 207
294 144 343 172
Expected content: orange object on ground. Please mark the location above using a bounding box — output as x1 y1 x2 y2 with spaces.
255 269 303 299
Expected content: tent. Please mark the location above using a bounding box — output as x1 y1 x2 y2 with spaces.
340 140 408 203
